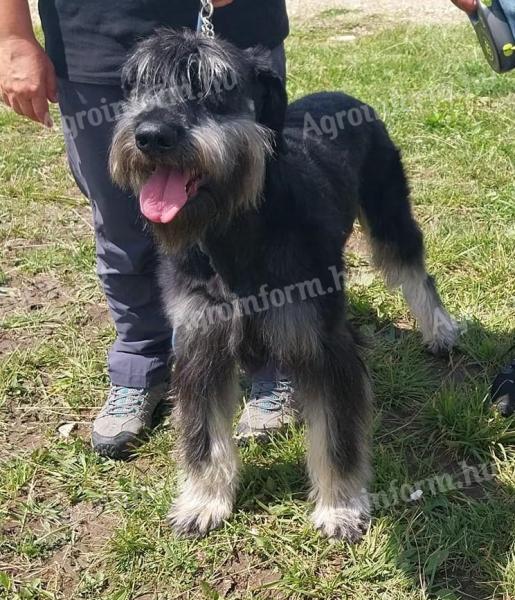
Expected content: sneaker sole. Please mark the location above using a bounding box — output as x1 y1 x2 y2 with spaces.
92 431 144 461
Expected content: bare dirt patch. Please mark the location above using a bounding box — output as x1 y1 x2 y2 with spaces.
0 271 70 357
5 502 117 598
0 272 65 316
211 552 283 598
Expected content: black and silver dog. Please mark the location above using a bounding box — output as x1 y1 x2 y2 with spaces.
110 29 459 541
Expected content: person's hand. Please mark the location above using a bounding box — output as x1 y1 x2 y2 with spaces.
450 0 477 15
0 35 58 127
212 0 234 7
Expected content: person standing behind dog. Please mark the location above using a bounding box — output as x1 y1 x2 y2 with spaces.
450 0 515 417
0 0 294 459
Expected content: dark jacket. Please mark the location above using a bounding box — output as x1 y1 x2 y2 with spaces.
39 0 289 85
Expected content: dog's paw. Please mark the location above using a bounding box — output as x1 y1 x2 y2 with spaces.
167 494 233 537
311 503 370 543
424 311 462 356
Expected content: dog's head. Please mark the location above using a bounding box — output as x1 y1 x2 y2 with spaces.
109 28 287 252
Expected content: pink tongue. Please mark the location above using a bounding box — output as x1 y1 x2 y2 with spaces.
139 167 190 223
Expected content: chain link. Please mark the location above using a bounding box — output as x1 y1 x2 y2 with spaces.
198 0 215 38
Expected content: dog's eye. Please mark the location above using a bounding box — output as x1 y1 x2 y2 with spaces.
201 86 244 116
122 79 135 98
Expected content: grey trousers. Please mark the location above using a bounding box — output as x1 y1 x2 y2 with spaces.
57 45 286 388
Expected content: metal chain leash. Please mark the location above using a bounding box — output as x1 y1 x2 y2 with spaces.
197 0 215 38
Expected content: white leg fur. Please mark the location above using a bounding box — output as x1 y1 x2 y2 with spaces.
399 269 460 353
377 258 460 353
305 397 371 542
168 384 240 536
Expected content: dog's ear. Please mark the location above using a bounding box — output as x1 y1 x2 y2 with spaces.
245 47 288 144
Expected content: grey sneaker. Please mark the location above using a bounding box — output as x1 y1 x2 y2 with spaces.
236 379 296 443
92 382 169 460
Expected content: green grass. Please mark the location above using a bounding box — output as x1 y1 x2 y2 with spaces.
1 12 515 600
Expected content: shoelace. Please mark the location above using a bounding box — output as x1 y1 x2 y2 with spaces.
249 379 293 412
103 386 147 417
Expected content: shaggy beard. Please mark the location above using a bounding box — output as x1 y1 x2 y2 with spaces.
109 113 273 253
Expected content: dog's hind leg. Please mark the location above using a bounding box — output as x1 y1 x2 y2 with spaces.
167 319 239 537
295 324 373 542
359 139 460 353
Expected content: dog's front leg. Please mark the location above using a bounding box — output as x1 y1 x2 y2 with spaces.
296 324 373 543
168 324 239 537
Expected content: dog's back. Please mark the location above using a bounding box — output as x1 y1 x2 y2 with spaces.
263 92 397 243
285 91 381 142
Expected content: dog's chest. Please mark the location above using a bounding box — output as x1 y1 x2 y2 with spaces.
204 271 236 303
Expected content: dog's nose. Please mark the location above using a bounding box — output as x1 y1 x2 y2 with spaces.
135 122 182 154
